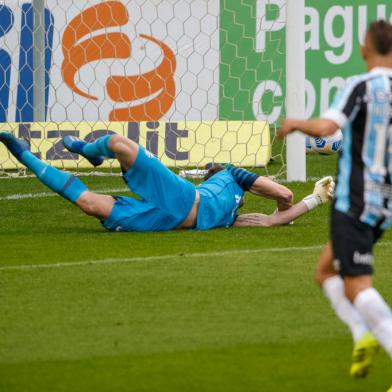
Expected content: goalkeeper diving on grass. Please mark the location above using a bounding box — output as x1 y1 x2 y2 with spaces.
0 132 333 231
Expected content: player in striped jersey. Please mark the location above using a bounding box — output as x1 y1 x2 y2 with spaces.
279 20 392 387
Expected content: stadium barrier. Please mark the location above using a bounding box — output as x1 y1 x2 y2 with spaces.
0 121 271 170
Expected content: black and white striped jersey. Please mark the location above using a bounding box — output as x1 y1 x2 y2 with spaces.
322 67 392 229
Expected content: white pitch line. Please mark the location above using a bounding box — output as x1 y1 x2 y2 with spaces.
1 241 391 272
0 191 56 200
0 241 392 272
0 245 326 272
0 187 130 201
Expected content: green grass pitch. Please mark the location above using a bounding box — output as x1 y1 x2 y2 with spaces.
0 155 391 392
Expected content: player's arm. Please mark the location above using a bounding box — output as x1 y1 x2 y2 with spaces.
233 202 309 227
249 176 293 211
227 166 293 211
278 118 339 139
277 78 364 139
233 176 335 228
232 213 271 227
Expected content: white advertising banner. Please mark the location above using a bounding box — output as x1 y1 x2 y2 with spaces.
0 0 219 122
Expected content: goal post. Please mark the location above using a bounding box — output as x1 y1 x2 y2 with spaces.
285 0 306 182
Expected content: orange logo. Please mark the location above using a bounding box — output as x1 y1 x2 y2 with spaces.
61 1 176 121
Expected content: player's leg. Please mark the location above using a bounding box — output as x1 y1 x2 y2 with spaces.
63 134 113 166
315 242 369 343
315 242 376 378
346 276 392 361
1 132 121 222
65 133 197 230
347 276 392 377
107 135 139 171
331 210 389 377
63 134 138 171
315 242 337 283
342 221 392 361
75 191 115 220
0 132 88 204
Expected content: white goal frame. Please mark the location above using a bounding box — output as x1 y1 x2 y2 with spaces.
286 0 306 182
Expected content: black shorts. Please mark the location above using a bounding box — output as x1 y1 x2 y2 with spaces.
331 209 384 277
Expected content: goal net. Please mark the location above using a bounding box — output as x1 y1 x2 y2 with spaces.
0 0 290 178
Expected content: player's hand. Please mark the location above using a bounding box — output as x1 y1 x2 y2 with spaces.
326 177 335 199
314 176 335 203
277 119 299 139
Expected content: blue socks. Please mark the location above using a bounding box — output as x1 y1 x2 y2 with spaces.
63 135 115 167
83 135 115 159
0 132 88 203
21 151 87 203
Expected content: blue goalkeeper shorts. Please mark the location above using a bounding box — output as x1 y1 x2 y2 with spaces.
102 146 196 232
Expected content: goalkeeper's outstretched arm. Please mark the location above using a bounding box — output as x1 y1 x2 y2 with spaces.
233 202 308 227
233 176 334 228
249 176 294 211
224 165 294 211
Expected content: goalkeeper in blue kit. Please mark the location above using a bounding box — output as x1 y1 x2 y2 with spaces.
0 132 333 231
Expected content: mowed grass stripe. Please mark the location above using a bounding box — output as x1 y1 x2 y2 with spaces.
0 187 130 201
1 242 391 272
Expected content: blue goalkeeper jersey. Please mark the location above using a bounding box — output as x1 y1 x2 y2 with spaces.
195 170 245 230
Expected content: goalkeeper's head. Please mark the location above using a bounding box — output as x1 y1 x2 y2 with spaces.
362 20 392 62
204 163 226 181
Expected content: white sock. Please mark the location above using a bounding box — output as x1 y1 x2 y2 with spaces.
322 275 368 342
354 287 392 358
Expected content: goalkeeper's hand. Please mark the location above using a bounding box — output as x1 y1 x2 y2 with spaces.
313 176 335 204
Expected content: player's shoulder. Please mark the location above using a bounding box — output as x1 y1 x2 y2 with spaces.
215 168 236 181
200 167 232 185
345 72 382 90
